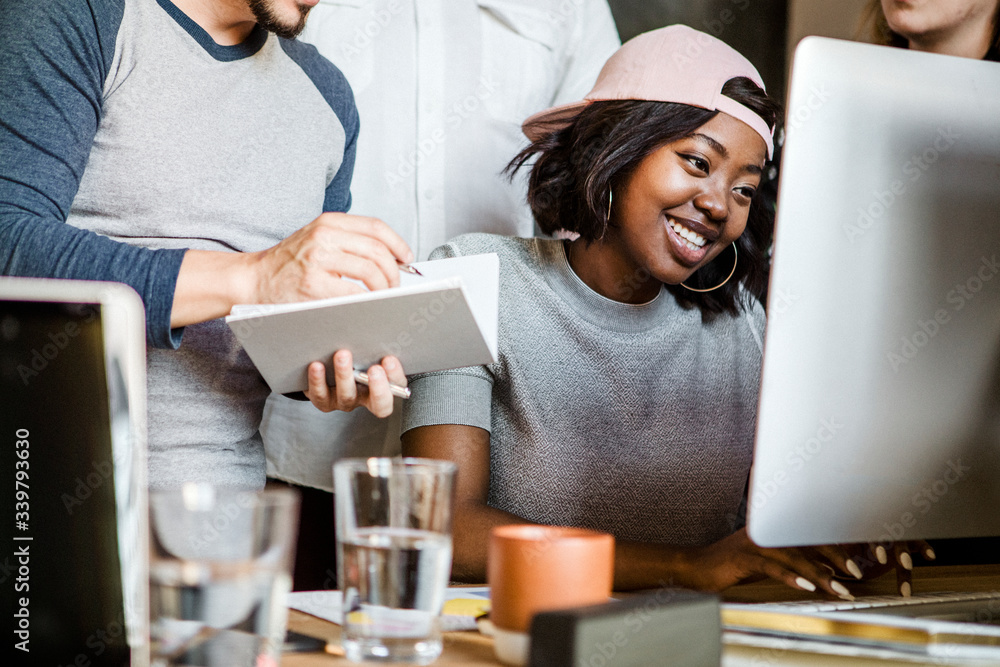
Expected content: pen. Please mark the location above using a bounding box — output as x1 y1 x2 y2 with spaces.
397 261 423 276
353 369 411 399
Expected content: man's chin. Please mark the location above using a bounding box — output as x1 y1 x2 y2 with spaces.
271 17 309 39
247 0 311 40
264 11 310 40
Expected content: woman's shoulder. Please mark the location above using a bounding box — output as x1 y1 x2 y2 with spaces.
681 286 766 357
429 234 556 264
732 287 767 356
739 287 766 324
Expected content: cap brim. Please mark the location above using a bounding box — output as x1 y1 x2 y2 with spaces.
521 100 591 142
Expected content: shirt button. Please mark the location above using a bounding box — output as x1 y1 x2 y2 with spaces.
424 190 435 200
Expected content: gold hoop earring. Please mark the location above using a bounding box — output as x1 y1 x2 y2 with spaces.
681 242 738 293
606 187 613 223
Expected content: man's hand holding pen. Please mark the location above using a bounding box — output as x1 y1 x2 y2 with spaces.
240 211 414 417
305 349 408 418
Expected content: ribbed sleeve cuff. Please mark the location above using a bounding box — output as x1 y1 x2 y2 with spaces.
402 372 493 434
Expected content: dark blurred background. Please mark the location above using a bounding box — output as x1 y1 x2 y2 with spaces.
607 0 873 103
609 0 788 101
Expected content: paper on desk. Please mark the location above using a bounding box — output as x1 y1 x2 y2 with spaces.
723 604 1000 664
724 631 1000 665
726 631 935 664
288 587 491 633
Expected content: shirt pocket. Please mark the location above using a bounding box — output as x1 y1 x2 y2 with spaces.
477 0 565 125
307 0 379 92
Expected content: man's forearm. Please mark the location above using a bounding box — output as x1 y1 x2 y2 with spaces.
0 210 187 348
171 249 257 328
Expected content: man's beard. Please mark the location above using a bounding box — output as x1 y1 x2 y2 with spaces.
246 0 310 40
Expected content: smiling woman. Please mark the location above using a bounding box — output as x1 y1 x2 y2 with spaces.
399 25 904 597
510 76 777 312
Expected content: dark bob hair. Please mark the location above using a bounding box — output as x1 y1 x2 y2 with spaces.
506 76 781 318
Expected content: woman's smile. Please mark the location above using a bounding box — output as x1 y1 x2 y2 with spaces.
665 214 718 266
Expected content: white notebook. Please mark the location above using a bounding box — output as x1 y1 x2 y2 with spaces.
226 253 499 394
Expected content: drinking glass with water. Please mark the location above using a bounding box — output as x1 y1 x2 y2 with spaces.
334 458 457 664
148 483 299 667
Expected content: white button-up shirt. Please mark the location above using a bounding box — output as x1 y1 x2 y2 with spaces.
261 0 620 490
299 0 619 259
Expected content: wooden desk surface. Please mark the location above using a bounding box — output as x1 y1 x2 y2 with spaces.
283 565 1000 666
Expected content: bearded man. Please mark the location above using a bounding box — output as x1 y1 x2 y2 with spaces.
0 0 410 488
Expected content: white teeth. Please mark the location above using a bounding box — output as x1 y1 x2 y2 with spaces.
668 218 707 248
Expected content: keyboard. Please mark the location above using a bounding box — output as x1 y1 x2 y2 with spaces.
730 590 1000 624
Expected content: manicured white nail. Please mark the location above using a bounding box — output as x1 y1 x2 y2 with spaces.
875 545 888 564
899 552 913 570
830 580 855 601
846 559 863 580
794 577 817 592
900 581 912 598
924 547 936 561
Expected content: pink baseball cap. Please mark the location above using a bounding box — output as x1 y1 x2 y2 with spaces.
522 25 774 158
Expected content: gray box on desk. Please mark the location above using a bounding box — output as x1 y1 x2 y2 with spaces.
529 590 721 667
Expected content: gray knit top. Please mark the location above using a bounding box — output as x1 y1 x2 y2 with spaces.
402 234 765 546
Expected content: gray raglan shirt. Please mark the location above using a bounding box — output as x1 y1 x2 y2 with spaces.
0 0 358 488
403 234 765 546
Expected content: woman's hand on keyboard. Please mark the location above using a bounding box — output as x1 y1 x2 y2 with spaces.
686 529 860 600
890 540 936 597
859 540 936 597
813 540 936 597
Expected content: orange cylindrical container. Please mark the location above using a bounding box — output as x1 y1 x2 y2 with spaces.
488 524 615 633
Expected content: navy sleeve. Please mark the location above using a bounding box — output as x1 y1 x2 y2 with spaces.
0 0 187 349
327 108 359 213
278 37 359 213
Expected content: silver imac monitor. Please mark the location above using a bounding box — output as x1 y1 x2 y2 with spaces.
748 37 1000 548
0 278 149 665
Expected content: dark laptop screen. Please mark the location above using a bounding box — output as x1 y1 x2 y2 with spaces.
1 300 129 665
